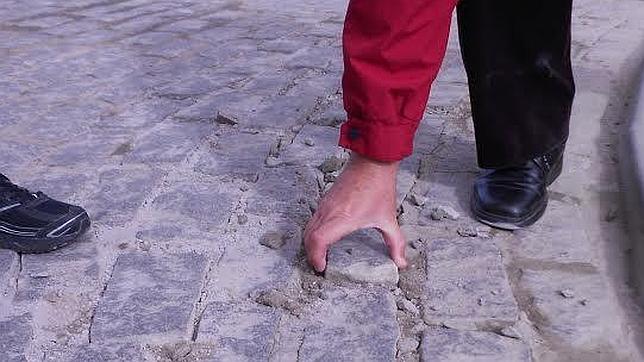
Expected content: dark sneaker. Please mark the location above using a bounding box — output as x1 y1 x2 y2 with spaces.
471 143 565 230
0 174 91 253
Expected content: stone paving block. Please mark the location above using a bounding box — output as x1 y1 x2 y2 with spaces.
150 179 236 232
194 131 275 182
276 125 342 167
0 313 32 362
421 327 531 362
210 218 300 297
128 121 214 163
197 301 281 361
519 269 622 351
511 200 599 264
0 250 18 296
423 238 519 329
326 229 399 286
298 287 399 361
90 252 207 341
245 167 318 221
17 241 98 302
414 171 476 220
67 343 146 362
85 165 161 227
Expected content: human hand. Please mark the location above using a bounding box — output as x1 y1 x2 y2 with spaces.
304 153 408 272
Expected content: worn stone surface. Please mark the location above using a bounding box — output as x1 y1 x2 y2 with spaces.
421 327 531 362
197 301 281 361
423 239 519 329
277 125 343 167
326 229 399 286
91 252 207 341
67 343 146 362
0 250 18 297
518 269 624 352
0 313 32 362
298 287 399 361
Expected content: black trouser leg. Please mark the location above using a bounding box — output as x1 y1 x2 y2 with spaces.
457 0 575 168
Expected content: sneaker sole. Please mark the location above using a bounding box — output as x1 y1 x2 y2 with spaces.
0 212 91 254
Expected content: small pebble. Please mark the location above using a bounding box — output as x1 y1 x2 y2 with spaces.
429 205 460 221
500 326 522 339
319 156 344 173
265 156 280 167
398 338 419 354
457 226 479 237
30 273 49 279
259 231 287 249
409 193 427 207
478 297 486 306
559 289 575 299
237 214 248 225
580 299 590 306
240 184 249 192
304 137 315 146
397 299 420 315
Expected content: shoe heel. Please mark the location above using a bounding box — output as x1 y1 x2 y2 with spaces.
546 158 563 186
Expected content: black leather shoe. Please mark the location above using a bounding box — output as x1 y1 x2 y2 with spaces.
471 144 565 230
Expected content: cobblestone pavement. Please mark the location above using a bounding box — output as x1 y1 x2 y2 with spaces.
1 0 644 361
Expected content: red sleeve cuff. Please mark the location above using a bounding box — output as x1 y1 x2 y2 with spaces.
338 116 419 162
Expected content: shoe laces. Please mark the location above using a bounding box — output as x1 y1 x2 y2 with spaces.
0 178 41 204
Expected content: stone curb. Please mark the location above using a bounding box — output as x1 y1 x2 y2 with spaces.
620 55 644 306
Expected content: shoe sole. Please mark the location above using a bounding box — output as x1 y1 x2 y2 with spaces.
0 212 91 254
471 159 563 231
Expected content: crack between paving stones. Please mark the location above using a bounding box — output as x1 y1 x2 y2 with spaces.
267 313 285 361
87 256 118 344
295 327 308 362
191 259 216 342
13 253 23 294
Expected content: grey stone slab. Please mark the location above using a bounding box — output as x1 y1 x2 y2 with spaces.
326 229 399 286
68 343 146 362
194 132 275 182
0 250 18 295
414 172 476 221
511 200 599 264
85 165 161 227
423 239 519 329
128 121 214 163
518 269 623 351
298 287 399 361
276 125 343 168
91 252 207 341
210 219 300 297
197 301 280 361
16 241 98 302
421 327 531 362
0 313 32 362
245 167 318 222
150 179 236 232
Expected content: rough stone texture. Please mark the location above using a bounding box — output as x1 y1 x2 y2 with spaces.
91 252 207 341
423 239 519 329
421 327 531 362
277 125 344 167
518 269 624 352
67 343 146 362
298 287 399 361
326 229 399 286
0 313 32 362
197 301 281 361
0 250 18 297
194 131 276 182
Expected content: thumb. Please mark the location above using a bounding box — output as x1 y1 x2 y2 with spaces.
378 221 408 269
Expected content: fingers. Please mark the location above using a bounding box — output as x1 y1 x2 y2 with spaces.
304 215 356 272
378 222 408 269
